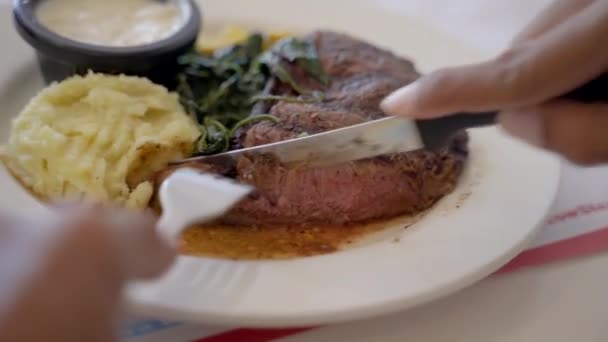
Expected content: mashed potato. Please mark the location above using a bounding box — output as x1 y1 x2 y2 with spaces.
2 72 200 209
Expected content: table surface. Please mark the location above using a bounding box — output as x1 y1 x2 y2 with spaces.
279 1 608 341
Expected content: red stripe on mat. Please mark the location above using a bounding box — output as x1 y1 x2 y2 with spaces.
497 226 608 274
195 226 608 342
194 328 312 342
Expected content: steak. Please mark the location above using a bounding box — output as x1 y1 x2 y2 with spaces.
160 31 468 225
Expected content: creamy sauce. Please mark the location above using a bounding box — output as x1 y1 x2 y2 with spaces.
36 0 185 47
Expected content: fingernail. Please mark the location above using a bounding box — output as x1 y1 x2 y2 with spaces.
499 110 545 147
381 82 420 116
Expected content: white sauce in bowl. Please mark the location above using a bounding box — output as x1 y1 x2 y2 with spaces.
36 0 186 47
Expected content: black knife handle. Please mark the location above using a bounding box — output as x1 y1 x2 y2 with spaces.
416 73 608 150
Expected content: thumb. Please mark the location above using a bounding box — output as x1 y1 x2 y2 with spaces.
500 101 608 165
61 205 177 280
103 208 177 280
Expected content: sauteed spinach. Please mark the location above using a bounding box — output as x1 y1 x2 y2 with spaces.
176 33 328 155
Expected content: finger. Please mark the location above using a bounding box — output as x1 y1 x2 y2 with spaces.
511 0 596 45
102 208 176 280
0 212 22 238
49 199 82 210
11 207 126 342
57 205 176 280
500 101 608 165
381 0 608 118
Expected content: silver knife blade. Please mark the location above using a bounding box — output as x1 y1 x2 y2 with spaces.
173 116 423 168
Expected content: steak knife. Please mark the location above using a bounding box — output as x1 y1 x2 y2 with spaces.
173 74 608 168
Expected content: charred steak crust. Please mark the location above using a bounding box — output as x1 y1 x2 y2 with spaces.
164 31 469 226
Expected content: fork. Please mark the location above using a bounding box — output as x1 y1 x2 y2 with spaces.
156 168 252 242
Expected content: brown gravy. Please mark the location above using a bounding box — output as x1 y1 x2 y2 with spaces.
179 217 415 260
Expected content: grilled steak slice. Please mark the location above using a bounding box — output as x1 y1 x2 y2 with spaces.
228 137 466 225
161 31 469 225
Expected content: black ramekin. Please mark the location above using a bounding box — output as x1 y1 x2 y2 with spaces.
13 0 201 88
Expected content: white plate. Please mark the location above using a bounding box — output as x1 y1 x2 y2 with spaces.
0 0 560 328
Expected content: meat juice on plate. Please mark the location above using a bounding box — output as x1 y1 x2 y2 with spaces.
180 213 427 260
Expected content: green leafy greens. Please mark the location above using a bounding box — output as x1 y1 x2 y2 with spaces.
176 33 329 155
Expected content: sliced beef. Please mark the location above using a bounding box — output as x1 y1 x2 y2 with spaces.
226 141 466 225
161 31 468 226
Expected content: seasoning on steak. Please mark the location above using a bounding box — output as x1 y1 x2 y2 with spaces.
159 31 469 226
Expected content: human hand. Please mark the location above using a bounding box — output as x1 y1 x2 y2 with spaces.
0 205 175 342
381 0 608 165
